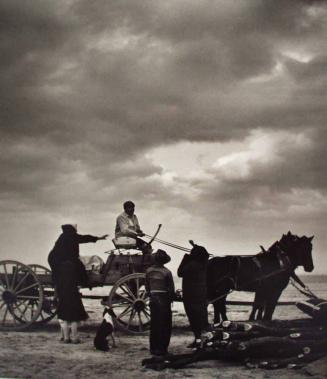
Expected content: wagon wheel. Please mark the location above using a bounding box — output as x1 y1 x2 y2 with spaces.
0 260 44 331
108 273 150 334
28 264 57 324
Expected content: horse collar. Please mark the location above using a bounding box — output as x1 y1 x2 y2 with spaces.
276 246 292 270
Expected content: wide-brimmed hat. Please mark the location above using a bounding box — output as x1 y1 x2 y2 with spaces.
153 249 171 265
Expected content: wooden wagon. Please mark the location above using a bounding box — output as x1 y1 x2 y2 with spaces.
0 246 154 334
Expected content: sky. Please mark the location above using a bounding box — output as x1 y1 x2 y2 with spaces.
0 0 326 275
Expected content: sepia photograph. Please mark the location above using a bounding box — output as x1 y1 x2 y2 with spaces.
0 1 327 378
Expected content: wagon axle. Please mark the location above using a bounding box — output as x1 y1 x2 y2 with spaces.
133 299 147 312
2 289 17 304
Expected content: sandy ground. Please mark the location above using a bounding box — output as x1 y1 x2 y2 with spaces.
0 303 326 379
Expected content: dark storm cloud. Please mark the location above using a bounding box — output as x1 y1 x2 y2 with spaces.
0 0 326 241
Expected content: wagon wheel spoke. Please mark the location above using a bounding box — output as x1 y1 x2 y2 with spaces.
13 303 29 322
110 302 130 309
116 305 133 320
115 292 134 304
11 267 18 290
13 271 31 292
1 306 9 324
127 309 136 329
119 284 136 300
7 306 18 324
11 299 31 323
0 273 5 288
135 278 140 295
141 308 150 319
16 295 42 300
140 290 148 300
3 264 10 289
13 299 28 310
137 311 143 332
27 264 56 324
30 301 34 319
15 282 40 295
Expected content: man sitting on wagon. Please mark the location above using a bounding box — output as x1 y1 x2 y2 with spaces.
114 200 152 254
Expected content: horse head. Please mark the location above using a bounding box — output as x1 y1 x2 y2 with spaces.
279 231 314 272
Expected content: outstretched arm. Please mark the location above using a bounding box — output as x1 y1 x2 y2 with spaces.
77 234 108 244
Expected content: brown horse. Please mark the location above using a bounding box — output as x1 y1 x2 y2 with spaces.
207 232 314 322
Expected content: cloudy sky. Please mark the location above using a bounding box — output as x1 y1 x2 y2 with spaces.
1 0 326 275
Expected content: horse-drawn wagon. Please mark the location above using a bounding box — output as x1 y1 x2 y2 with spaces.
0 229 316 334
0 236 157 333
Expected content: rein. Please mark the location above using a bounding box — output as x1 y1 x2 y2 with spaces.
143 234 191 252
290 274 318 299
147 224 163 246
208 264 293 305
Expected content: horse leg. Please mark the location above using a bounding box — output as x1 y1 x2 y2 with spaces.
249 305 257 321
250 291 264 320
257 305 265 320
218 296 228 321
212 301 222 324
263 291 282 321
249 293 258 320
212 297 227 324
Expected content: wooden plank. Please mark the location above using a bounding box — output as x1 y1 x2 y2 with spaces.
225 300 296 306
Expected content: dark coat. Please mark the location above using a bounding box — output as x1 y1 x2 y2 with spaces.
177 251 209 338
56 260 88 322
48 225 98 285
177 254 207 303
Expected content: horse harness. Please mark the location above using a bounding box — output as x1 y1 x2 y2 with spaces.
232 244 292 290
209 244 293 304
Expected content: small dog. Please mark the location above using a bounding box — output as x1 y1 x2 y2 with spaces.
94 307 116 352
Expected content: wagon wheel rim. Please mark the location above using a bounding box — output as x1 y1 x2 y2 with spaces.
0 260 44 331
108 273 150 334
28 264 57 323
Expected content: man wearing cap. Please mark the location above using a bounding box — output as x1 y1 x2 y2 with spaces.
115 201 151 254
145 249 175 358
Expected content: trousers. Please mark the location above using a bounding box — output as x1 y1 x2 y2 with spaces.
183 301 208 339
149 294 172 356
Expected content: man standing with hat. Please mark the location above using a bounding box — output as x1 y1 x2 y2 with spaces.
145 249 175 358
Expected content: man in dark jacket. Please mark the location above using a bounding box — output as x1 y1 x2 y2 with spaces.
48 224 108 286
177 243 209 348
145 249 175 357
